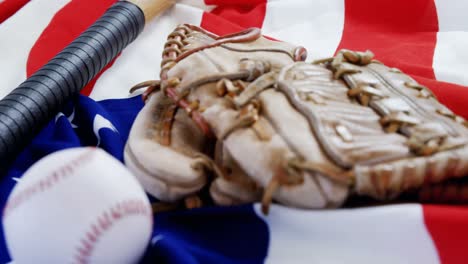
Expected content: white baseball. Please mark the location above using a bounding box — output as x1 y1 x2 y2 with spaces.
2 147 153 264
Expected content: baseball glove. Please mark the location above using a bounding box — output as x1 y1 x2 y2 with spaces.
125 24 468 214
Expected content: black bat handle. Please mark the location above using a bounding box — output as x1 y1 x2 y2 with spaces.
0 1 145 169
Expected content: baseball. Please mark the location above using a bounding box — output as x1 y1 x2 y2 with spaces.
2 147 153 264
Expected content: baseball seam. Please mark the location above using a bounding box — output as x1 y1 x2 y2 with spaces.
2 148 96 218
73 198 152 264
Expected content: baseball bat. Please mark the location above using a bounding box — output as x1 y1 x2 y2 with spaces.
0 0 174 170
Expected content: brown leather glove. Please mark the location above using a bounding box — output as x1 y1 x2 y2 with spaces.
125 24 468 213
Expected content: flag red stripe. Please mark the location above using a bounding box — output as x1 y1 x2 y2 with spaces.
423 205 468 264
201 0 266 35
26 0 117 96
337 0 438 79
0 0 29 24
337 0 468 119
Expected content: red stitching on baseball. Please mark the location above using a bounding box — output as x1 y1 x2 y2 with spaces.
73 199 152 264
2 148 96 218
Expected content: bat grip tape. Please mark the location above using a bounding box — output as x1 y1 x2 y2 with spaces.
0 1 145 170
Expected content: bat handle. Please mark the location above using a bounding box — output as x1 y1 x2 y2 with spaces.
128 0 176 23
0 1 152 170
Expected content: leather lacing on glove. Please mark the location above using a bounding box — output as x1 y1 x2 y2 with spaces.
130 24 316 214
314 49 468 202
314 49 468 156
130 24 276 138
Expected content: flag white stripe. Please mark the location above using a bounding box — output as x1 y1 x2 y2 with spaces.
90 3 205 100
433 32 468 86
0 0 71 99
434 0 468 32
262 0 344 61
255 204 439 264
433 0 468 86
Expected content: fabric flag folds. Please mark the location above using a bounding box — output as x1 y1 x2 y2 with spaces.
0 0 467 263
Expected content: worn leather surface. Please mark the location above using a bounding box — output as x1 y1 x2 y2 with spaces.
279 59 468 200
125 25 468 210
125 90 209 201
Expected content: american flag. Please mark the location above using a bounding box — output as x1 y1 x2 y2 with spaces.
0 0 467 263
